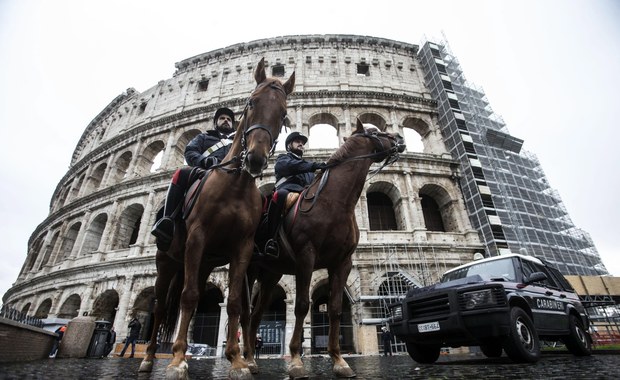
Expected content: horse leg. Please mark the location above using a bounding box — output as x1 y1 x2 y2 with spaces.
225 241 254 380
166 239 208 380
327 258 355 378
244 270 283 374
239 271 256 372
288 255 315 380
139 251 178 372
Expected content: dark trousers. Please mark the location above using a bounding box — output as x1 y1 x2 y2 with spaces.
120 336 138 357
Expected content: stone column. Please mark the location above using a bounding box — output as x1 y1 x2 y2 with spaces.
99 201 120 251
114 277 134 338
125 138 145 179
67 210 93 261
137 191 156 247
161 130 179 169
78 282 96 318
216 302 228 357
99 155 116 189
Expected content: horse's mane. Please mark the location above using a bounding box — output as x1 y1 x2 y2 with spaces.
326 127 376 164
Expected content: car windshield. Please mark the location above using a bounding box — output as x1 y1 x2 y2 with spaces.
441 257 517 283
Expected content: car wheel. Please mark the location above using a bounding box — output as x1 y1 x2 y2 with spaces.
563 314 592 356
480 341 503 358
405 341 440 364
502 307 541 363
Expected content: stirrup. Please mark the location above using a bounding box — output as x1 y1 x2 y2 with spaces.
264 239 279 258
151 217 174 251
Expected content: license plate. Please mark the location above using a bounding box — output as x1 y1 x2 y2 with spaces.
417 321 440 333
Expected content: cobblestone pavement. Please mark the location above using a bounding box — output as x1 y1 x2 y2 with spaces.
1 353 619 379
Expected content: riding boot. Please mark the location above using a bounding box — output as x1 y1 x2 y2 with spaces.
264 193 285 257
151 183 184 251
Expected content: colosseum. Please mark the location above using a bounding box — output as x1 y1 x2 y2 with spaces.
4 34 603 356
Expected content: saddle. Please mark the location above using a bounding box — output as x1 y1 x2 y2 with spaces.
182 168 211 220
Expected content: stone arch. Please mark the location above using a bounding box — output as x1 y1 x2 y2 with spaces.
356 112 387 131
366 181 404 231
34 298 52 319
56 184 71 210
108 150 133 185
68 172 86 202
132 287 155 341
419 183 458 232
193 283 224 347
91 289 120 322
308 112 340 149
310 280 354 354
83 162 107 195
112 203 144 249
57 293 81 319
40 231 60 269
55 222 81 264
80 213 108 255
134 140 166 177
173 129 202 167
402 117 434 153
21 302 31 316
23 234 45 274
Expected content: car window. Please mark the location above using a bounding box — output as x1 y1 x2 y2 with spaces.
546 266 575 292
442 258 516 282
532 262 562 290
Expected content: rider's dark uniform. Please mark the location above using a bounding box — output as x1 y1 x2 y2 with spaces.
151 108 235 251
263 132 324 257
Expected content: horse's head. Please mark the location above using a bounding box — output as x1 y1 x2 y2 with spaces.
240 58 295 176
347 119 406 164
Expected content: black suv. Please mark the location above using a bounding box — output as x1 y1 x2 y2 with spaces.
389 254 592 363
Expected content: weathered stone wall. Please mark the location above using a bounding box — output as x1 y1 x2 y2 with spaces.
0 318 56 362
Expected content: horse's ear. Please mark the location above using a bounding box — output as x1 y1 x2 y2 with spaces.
283 71 295 95
255 58 266 84
354 118 365 134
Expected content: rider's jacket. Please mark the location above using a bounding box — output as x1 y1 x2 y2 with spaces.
274 152 316 192
184 130 234 167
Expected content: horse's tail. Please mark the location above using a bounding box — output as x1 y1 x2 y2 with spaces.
159 266 184 344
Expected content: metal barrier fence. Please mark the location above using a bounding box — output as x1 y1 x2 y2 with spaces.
0 305 44 328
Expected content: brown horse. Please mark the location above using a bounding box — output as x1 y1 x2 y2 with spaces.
240 120 405 379
138 58 295 380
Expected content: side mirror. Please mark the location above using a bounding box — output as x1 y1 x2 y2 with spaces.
524 271 547 284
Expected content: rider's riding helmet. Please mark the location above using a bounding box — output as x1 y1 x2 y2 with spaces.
213 107 235 124
285 132 308 151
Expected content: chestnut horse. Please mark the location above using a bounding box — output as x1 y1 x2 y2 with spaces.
240 120 405 379
138 58 294 380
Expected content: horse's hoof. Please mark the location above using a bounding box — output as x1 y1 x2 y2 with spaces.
334 364 356 378
165 361 189 380
247 361 259 374
228 367 252 380
288 365 309 379
138 360 153 372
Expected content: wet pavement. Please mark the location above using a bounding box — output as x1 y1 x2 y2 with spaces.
1 353 619 379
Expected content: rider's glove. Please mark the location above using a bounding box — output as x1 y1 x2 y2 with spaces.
202 156 219 169
312 162 327 171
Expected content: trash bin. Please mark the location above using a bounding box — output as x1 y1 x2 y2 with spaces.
87 320 112 358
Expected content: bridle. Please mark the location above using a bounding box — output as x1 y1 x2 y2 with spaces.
212 81 288 176
324 129 404 171
299 129 404 212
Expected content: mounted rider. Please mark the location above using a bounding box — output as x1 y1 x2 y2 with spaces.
263 131 326 257
151 107 236 251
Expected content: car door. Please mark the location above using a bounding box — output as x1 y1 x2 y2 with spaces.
520 259 566 332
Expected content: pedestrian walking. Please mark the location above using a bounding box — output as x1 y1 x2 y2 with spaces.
255 334 263 359
381 326 393 356
49 324 67 358
118 317 141 358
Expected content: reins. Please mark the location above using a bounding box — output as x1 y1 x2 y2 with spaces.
297 131 402 213
206 82 287 177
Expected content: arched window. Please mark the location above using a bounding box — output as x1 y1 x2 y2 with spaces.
421 195 445 232
113 204 144 249
81 213 108 255
309 124 339 149
367 192 397 230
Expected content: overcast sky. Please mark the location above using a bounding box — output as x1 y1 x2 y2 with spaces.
1 0 619 301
